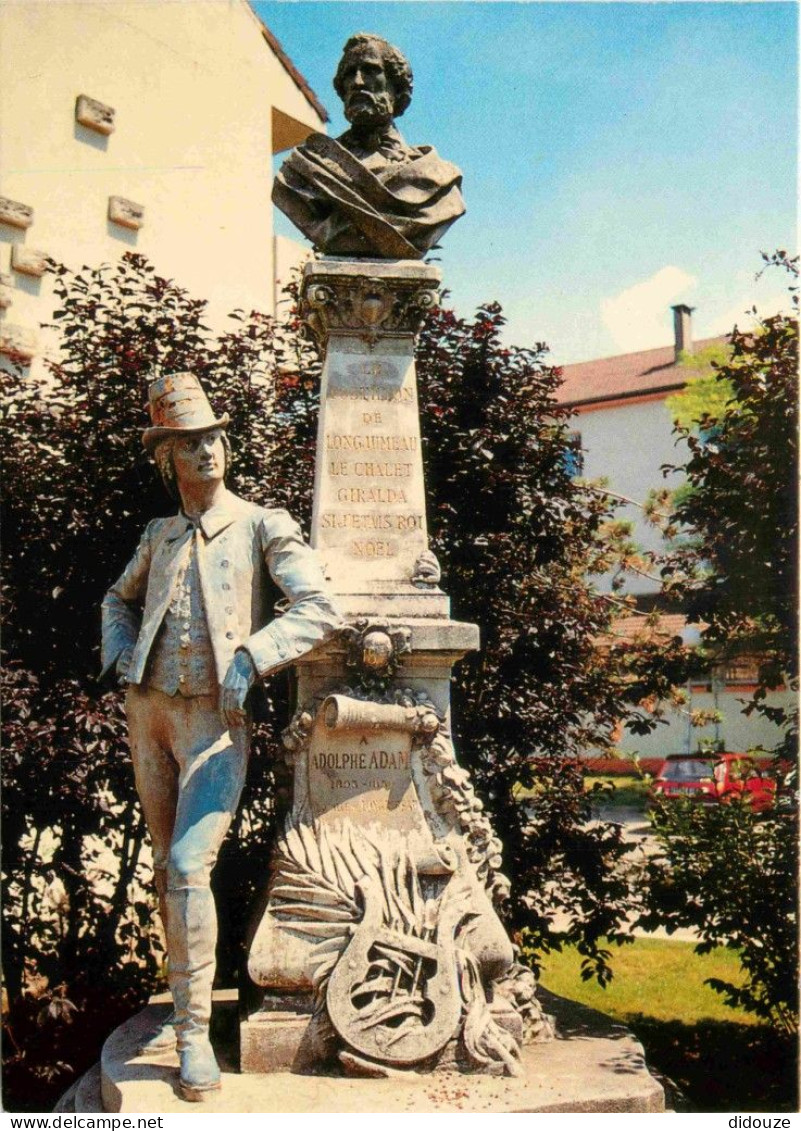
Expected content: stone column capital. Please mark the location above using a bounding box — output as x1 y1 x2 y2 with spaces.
300 259 441 348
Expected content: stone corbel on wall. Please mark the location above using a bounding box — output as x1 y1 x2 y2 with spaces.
75 94 116 135
108 196 144 230
11 245 49 278
0 197 34 230
0 324 37 362
0 274 14 309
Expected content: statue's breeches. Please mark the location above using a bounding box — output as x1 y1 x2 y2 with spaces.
126 685 250 890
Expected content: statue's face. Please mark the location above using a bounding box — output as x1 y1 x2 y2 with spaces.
362 630 393 669
172 428 226 489
340 45 395 127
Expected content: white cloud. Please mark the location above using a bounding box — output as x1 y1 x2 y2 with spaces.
600 266 698 353
703 292 790 339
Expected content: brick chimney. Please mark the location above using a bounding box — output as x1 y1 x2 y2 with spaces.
671 303 694 361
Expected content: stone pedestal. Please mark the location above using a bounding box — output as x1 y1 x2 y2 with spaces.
242 257 538 1079
306 259 439 602
294 257 480 749
55 990 665 1113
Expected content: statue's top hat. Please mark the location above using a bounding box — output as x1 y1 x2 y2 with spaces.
142 372 229 452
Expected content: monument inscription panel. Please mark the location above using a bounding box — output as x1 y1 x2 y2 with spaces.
311 346 429 588
308 722 419 828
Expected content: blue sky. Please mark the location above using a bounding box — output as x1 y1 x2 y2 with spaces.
257 2 798 363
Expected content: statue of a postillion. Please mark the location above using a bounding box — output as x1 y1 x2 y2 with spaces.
272 33 465 259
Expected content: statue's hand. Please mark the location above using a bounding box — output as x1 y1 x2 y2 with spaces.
116 648 134 687
221 650 257 729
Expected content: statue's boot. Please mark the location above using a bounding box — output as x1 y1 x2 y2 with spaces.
137 1010 177 1057
137 868 178 1057
166 886 221 1102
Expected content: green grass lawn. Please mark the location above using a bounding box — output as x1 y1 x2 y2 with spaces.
539 935 749 1024
537 938 797 1112
514 774 650 810
585 774 650 810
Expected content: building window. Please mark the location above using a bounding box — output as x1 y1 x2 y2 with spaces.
563 431 584 478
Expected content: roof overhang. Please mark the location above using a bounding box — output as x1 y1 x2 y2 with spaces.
259 22 329 126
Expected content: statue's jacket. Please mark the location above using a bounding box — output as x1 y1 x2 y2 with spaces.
101 492 340 689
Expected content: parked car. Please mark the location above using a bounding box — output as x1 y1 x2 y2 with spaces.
650 754 717 804
712 753 776 812
650 753 776 811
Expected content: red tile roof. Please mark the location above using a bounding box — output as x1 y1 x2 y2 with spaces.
257 19 330 125
607 613 693 644
595 612 706 651
557 335 727 408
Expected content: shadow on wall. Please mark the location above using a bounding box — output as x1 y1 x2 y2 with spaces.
107 220 139 247
73 121 110 152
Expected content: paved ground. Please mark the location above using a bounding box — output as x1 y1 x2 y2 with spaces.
594 804 654 843
554 804 700 943
75 992 665 1114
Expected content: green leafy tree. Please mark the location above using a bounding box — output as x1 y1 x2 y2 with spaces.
660 253 798 677
666 342 736 429
642 795 797 1033
640 252 799 1032
666 378 734 432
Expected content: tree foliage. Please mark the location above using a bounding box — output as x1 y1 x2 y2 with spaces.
660 253 798 683
666 342 736 430
2 253 682 1107
640 794 798 1033
640 253 799 1032
414 303 688 962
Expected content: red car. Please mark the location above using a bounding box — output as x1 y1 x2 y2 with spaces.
651 753 775 811
712 753 776 811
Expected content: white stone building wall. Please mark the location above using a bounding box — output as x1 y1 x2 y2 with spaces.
576 394 689 596
1 0 324 378
575 393 792 759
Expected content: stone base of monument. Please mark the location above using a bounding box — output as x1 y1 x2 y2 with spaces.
53 1063 104 1114
240 993 317 1074
59 988 663 1113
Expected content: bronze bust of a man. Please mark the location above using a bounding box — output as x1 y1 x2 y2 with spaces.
273 33 465 259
